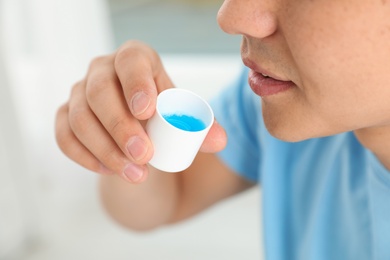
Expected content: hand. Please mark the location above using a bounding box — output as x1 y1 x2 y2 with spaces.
55 41 227 184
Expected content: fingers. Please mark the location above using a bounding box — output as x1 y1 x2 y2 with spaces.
63 81 148 183
199 120 228 153
55 102 111 174
85 55 154 166
56 41 174 184
114 41 175 121
55 40 226 184
113 41 226 154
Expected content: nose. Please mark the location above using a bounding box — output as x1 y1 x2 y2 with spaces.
217 0 278 39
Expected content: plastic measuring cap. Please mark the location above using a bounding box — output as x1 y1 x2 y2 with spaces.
146 88 214 172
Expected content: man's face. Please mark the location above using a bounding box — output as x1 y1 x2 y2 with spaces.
218 0 390 142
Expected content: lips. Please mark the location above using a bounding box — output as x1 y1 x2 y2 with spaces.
248 70 295 97
243 58 296 97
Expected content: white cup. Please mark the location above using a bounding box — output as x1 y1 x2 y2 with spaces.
146 88 214 172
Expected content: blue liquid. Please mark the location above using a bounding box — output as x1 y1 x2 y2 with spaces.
163 114 206 131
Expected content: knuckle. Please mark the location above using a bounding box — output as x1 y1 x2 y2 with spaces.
56 135 73 158
115 43 149 68
99 147 123 169
68 106 91 134
56 103 68 118
89 55 109 70
70 80 83 96
55 105 69 147
56 133 72 157
107 114 128 137
124 77 150 95
55 129 67 152
85 76 113 102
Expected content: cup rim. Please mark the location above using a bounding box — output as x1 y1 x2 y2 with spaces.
155 88 214 132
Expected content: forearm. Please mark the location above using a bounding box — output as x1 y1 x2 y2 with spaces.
99 153 254 232
99 166 179 232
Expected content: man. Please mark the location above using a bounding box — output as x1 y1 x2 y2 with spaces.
56 0 390 259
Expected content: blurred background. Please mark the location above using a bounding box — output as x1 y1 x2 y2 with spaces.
0 0 262 259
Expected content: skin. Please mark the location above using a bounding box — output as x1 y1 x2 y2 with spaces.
218 0 390 168
56 0 390 230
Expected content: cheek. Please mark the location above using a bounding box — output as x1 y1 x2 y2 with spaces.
260 89 344 142
284 1 364 90
279 1 390 133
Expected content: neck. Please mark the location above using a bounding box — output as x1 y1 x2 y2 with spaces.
354 125 390 171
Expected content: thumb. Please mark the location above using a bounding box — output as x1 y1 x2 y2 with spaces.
199 120 227 153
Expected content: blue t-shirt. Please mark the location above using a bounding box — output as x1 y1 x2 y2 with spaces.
211 68 390 260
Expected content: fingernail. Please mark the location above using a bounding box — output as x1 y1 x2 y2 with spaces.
127 136 148 161
123 163 144 183
131 91 150 116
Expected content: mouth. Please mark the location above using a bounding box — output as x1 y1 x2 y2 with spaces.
243 58 296 97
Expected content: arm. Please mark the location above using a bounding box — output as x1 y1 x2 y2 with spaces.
100 152 254 231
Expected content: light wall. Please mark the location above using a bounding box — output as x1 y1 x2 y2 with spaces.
108 0 241 53
0 0 263 259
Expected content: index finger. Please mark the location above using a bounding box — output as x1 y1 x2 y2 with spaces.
114 41 174 121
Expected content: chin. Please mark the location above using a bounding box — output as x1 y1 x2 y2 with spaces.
263 117 349 143
262 112 328 143
266 126 309 143
260 101 349 142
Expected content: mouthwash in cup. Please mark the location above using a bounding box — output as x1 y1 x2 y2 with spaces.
146 88 214 172
162 114 206 132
